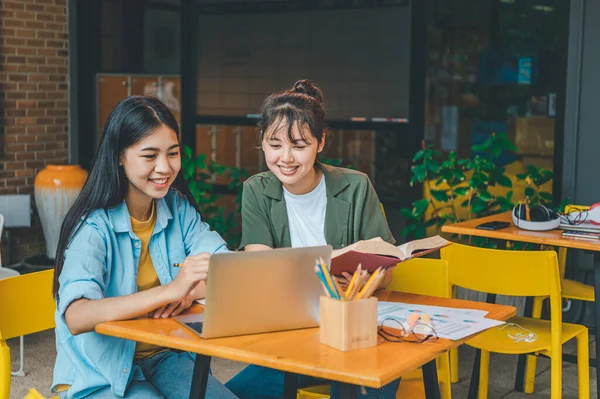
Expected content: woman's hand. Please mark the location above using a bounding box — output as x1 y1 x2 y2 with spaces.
150 294 195 318
166 252 210 302
154 254 210 318
333 272 354 291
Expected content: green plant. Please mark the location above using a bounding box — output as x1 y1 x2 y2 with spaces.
181 145 248 248
401 133 556 240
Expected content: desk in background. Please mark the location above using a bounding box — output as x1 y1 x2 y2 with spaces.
442 211 600 396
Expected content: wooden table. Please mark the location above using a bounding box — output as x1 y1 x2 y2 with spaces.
96 291 515 399
442 211 600 395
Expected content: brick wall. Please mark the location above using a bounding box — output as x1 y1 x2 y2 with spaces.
0 0 69 265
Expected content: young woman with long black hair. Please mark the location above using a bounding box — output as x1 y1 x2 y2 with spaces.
51 96 238 399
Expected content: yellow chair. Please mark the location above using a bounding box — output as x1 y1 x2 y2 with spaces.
441 244 589 399
387 258 452 399
23 388 58 399
296 384 331 399
523 204 594 393
0 270 55 399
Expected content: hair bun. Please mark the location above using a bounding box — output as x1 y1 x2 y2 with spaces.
291 79 323 103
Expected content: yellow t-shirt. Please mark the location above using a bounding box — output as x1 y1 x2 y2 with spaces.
131 202 167 360
56 203 165 393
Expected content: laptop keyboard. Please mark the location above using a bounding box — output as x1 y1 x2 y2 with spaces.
185 321 203 335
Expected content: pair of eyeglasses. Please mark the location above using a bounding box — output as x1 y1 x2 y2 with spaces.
378 316 438 343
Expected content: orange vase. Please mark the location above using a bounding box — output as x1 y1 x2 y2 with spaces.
34 165 88 259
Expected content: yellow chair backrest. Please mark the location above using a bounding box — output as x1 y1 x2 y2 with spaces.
0 270 55 340
440 244 562 357
0 270 55 399
387 258 451 298
441 244 560 298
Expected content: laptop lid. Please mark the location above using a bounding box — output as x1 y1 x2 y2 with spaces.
201 245 332 339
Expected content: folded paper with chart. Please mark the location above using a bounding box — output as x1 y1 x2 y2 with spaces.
377 301 504 341
330 235 452 275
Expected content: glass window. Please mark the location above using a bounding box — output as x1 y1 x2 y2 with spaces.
424 0 569 182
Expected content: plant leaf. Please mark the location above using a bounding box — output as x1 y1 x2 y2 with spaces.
495 174 513 188
413 199 430 216
430 189 449 202
524 187 535 198
479 190 493 201
454 187 469 196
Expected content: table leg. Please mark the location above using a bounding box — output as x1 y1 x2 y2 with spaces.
594 252 600 397
189 355 211 399
338 383 358 399
283 372 299 399
467 350 481 399
422 359 441 399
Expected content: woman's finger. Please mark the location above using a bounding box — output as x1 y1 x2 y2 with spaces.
341 272 353 281
334 276 348 289
160 301 180 318
152 304 167 319
170 301 188 317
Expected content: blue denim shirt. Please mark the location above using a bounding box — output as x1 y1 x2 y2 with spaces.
52 190 228 398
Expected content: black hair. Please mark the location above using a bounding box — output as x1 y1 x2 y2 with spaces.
258 79 327 145
53 96 199 296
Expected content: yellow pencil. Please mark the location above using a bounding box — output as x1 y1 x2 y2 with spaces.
356 267 382 300
348 269 368 301
344 264 362 300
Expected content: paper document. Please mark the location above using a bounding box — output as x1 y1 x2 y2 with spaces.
377 302 504 341
195 298 206 305
378 301 489 319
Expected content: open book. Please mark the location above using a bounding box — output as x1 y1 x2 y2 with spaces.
330 235 452 275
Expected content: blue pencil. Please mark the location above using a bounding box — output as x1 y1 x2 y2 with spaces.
315 262 341 299
314 265 339 299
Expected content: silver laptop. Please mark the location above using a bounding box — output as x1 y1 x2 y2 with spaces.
174 245 332 339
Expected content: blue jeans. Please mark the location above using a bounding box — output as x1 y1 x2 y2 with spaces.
61 351 238 398
225 365 400 399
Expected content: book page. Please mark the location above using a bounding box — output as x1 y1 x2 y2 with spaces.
352 240 403 258
397 236 450 260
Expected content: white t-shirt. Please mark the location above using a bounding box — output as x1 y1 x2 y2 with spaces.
283 175 327 248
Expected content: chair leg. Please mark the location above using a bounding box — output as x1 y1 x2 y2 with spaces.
550 353 562 399
523 296 544 394
523 354 537 394
450 348 459 383
478 350 490 399
10 335 25 377
1 339 12 399
437 352 452 399
576 329 590 399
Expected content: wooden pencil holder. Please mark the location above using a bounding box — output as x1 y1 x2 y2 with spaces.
319 296 378 352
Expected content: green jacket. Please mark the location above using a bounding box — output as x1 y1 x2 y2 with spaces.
239 162 395 250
